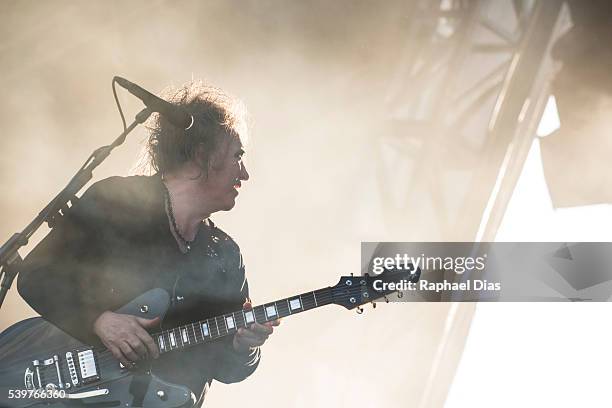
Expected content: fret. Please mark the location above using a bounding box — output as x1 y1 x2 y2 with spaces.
216 316 227 336
286 299 292 314
301 292 316 310
165 331 173 351
191 323 199 344
195 322 201 343
176 328 183 348
276 299 290 318
215 318 222 337
209 318 219 338
189 325 196 344
313 291 318 306
235 311 246 329
315 288 332 307
176 327 183 348
254 305 266 323
176 327 183 346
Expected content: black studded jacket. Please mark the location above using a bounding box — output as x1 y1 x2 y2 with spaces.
17 174 259 401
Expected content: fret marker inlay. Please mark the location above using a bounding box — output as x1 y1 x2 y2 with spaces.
182 328 189 343
245 311 255 324
150 286 334 357
265 305 277 318
289 298 301 310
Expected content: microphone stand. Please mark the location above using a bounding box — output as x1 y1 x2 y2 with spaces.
0 107 152 310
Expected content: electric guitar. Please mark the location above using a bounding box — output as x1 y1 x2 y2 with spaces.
0 268 419 407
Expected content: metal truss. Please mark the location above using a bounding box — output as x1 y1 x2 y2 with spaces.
373 3 570 407
377 0 567 240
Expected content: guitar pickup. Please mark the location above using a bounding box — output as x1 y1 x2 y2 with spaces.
77 349 99 384
66 352 79 386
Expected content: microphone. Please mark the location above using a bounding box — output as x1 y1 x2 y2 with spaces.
114 76 194 130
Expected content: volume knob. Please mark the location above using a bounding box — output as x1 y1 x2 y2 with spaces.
157 390 167 401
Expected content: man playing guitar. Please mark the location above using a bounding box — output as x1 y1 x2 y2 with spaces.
17 80 279 407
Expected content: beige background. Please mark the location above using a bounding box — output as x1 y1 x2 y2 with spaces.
0 2 473 407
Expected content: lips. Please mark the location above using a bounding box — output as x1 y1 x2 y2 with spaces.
231 182 241 196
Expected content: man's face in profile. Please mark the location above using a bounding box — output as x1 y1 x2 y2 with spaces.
198 135 250 212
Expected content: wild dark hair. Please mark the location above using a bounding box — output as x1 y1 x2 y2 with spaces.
145 80 247 176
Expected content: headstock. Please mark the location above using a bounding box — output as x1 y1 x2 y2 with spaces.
331 267 421 310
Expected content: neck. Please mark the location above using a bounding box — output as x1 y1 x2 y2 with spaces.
162 169 213 241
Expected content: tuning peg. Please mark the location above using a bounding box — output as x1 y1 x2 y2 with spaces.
384 295 389 303
397 291 404 299
371 302 377 309
356 306 364 314
351 273 354 276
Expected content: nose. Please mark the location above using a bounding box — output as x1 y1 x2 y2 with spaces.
239 162 250 181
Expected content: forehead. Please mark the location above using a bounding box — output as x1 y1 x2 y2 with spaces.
214 132 244 156
228 135 243 150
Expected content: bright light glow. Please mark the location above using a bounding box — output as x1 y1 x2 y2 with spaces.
447 303 612 408
496 140 612 241
447 136 612 408
536 95 561 137
475 95 561 241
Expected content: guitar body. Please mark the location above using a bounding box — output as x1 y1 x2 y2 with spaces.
0 289 195 408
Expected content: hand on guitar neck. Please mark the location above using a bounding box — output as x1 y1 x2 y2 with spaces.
232 301 280 353
93 311 161 367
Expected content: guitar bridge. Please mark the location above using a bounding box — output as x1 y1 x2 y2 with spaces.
31 354 64 390
26 348 100 391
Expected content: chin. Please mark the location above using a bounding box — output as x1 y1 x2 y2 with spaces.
221 199 237 211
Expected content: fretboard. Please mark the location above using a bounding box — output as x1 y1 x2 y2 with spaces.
152 287 333 354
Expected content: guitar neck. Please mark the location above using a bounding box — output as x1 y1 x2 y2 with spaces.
153 287 333 355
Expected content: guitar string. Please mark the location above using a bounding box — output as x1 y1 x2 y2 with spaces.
92 284 398 370
15 281 408 387
92 290 343 368
90 285 384 369
92 284 390 369
92 275 415 370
